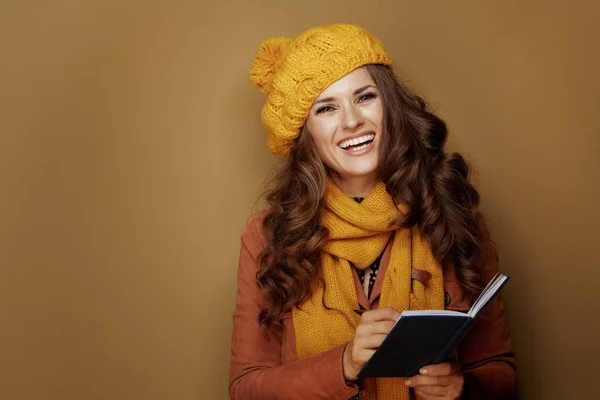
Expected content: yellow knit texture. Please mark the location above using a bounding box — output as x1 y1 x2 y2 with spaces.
292 180 445 400
249 24 393 155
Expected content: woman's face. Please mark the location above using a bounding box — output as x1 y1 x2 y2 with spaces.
306 67 383 183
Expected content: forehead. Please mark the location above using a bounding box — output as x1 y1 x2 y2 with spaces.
316 67 375 99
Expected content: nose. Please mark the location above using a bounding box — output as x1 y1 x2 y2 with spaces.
341 103 364 131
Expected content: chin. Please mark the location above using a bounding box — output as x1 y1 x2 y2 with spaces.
344 160 378 176
342 164 378 178
348 170 378 179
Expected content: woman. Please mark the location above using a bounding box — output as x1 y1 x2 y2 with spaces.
230 24 516 400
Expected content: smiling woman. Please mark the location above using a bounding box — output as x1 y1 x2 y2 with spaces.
306 69 383 197
230 24 516 400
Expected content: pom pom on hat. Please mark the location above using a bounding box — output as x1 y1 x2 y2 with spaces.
250 37 292 94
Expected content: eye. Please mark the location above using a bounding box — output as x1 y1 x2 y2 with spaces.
358 92 377 103
316 105 335 114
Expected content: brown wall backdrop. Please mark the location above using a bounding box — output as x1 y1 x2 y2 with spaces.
1 1 599 399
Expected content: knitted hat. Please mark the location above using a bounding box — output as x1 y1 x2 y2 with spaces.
250 24 393 155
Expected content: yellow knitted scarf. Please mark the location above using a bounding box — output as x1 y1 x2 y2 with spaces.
292 180 445 400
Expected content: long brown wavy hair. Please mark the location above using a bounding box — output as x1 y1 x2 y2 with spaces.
257 64 495 335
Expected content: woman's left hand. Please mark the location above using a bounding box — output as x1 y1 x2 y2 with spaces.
405 360 464 400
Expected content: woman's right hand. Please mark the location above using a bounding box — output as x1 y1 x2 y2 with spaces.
342 306 401 381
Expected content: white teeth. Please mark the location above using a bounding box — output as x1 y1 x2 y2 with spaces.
339 133 375 149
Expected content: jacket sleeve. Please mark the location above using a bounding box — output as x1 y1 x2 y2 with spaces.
459 215 517 399
229 216 359 400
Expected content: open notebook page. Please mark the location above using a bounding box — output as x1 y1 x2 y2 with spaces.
467 272 508 317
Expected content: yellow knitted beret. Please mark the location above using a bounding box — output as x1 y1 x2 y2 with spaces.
250 24 393 155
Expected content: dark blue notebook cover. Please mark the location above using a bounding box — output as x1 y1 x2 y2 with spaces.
357 274 509 378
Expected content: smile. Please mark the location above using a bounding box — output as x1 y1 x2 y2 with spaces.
338 133 375 150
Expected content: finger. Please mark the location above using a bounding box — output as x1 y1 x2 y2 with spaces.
360 306 401 323
354 333 389 350
368 320 396 335
414 381 463 400
352 348 376 365
355 319 386 336
419 361 455 377
405 374 452 387
413 386 447 398
355 320 395 337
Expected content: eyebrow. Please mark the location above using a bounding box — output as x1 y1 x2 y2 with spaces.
313 84 378 105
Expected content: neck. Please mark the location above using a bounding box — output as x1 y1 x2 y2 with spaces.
331 172 379 198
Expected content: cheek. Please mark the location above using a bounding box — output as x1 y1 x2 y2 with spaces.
306 118 338 145
364 101 383 125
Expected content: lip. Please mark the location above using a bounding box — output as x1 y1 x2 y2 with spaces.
338 133 376 157
336 131 376 147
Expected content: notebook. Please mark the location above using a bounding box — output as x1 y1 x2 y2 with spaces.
357 272 510 378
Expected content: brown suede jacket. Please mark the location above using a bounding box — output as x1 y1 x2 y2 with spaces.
229 215 517 399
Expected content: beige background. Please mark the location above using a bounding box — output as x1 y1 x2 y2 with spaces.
1 1 599 399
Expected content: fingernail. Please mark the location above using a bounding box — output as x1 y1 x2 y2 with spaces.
404 379 411 386
420 368 428 375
